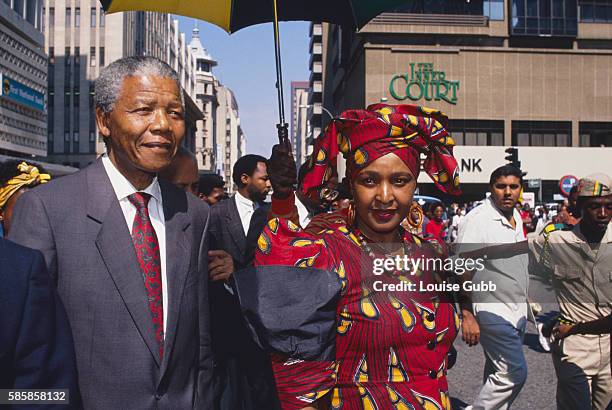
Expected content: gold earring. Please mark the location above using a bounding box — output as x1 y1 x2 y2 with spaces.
347 200 355 227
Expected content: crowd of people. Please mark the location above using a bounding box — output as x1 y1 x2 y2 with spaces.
0 56 610 410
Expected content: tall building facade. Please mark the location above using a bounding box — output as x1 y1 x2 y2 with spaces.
189 26 218 173
290 81 309 167
314 1 612 201
215 84 245 193
42 2 201 168
0 0 47 158
307 22 325 142
188 27 246 191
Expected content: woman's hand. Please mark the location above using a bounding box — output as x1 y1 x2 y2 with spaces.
268 143 297 200
461 309 480 346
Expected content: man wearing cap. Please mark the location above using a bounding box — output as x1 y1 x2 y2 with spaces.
528 173 612 409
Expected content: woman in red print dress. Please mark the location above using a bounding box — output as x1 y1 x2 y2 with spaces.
254 104 462 410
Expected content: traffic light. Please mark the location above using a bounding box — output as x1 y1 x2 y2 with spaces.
504 147 521 170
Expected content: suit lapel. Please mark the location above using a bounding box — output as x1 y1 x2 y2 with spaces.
227 196 246 257
87 160 162 366
158 181 191 375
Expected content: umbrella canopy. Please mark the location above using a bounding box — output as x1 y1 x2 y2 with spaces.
99 0 408 144
99 0 408 33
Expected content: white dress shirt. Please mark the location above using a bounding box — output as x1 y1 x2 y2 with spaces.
234 190 259 236
102 155 167 336
456 197 529 327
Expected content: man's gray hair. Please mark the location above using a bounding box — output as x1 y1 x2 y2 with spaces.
94 56 184 114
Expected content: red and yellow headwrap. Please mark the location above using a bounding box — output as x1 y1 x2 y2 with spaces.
0 162 51 208
301 104 461 202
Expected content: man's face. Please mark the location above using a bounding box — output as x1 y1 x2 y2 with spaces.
580 195 612 234
203 187 225 205
97 75 185 176
243 162 271 202
490 175 522 214
163 155 199 195
569 190 579 208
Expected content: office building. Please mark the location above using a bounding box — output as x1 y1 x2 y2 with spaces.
312 0 612 200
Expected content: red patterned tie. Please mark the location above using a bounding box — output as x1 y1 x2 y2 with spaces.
128 192 164 359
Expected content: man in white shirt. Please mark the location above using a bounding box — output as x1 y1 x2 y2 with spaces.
208 154 278 410
457 165 530 410
9 56 213 408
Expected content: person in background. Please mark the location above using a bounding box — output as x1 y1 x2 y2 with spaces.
199 173 226 205
457 165 530 410
519 202 534 235
401 201 424 236
9 56 214 409
557 185 581 226
159 146 199 195
528 173 611 410
0 238 80 407
0 161 50 236
208 154 277 410
425 202 448 241
535 205 552 233
450 206 466 242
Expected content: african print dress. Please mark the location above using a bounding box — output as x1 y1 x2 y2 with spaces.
254 212 459 410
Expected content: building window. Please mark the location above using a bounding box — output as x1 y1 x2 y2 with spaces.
99 47 105 67
511 0 578 36
579 122 612 146
448 120 504 146
73 132 79 142
100 10 105 27
74 46 80 66
484 0 505 19
512 121 571 146
49 46 55 64
65 7 71 28
579 0 612 22
392 0 484 15
49 7 54 28
65 47 71 66
75 7 80 27
90 7 96 27
90 47 96 66
42 7 45 30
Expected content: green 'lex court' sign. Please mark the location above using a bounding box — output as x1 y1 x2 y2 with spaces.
390 63 460 105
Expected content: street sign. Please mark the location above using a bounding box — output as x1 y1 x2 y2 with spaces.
559 175 578 197
527 179 541 188
522 192 535 208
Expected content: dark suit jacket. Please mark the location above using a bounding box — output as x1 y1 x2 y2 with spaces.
9 159 213 409
208 196 277 410
0 238 80 409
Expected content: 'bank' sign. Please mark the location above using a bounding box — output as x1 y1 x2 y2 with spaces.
0 73 45 112
389 63 460 105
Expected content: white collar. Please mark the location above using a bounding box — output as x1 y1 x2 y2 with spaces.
101 154 162 203
485 197 522 229
235 190 257 210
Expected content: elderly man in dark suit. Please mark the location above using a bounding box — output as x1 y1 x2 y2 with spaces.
10 56 213 409
0 238 80 408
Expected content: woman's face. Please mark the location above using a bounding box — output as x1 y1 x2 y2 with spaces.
433 206 444 221
351 153 416 237
410 207 421 223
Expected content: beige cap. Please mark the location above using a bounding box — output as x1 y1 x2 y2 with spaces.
577 173 611 197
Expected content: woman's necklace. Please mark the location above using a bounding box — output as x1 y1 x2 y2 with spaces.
352 226 405 259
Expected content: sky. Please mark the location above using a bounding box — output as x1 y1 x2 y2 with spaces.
176 16 310 156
